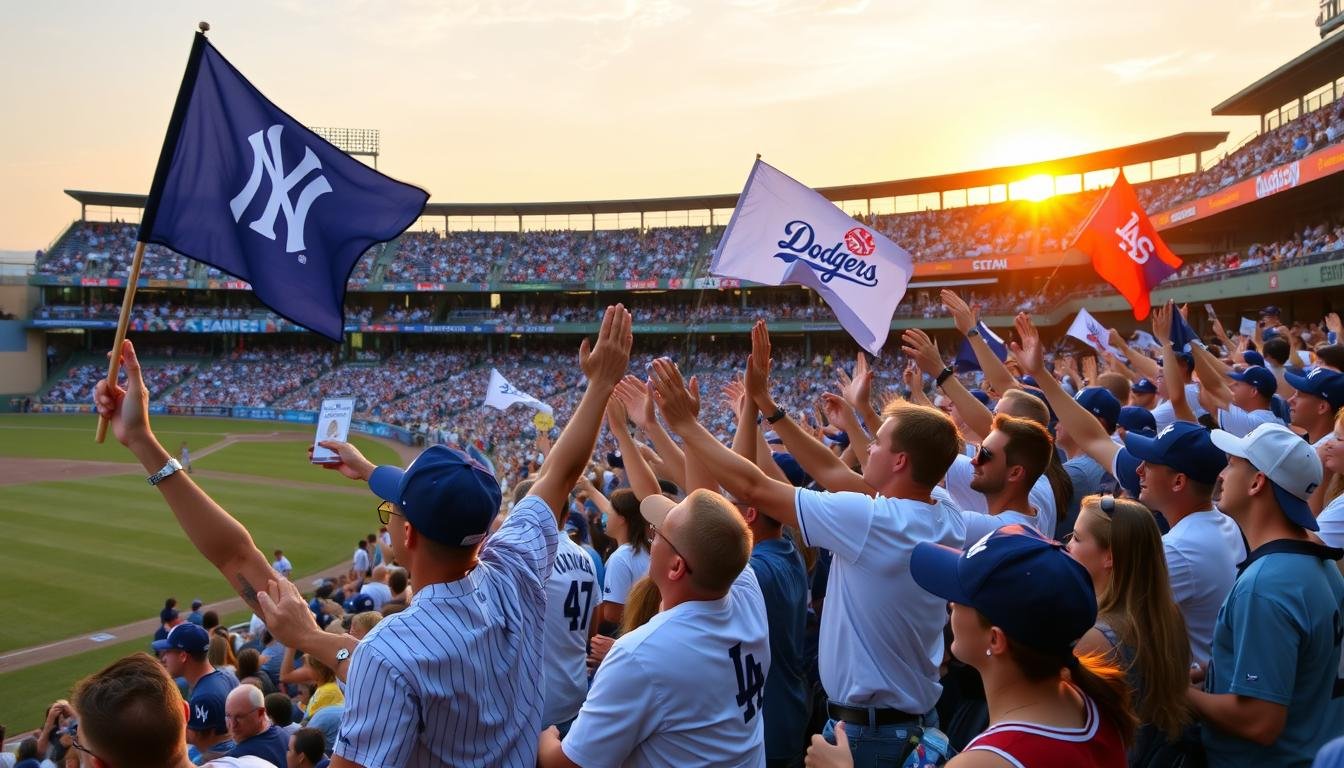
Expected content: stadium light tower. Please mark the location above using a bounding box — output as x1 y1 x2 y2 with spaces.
311 127 381 168
1320 0 1344 37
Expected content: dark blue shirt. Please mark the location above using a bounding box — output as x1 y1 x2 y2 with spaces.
187 669 235 732
228 724 289 766
750 536 811 761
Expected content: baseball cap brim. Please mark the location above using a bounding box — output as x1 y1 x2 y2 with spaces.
910 541 974 606
150 638 174 652
1210 430 1320 531
368 465 405 503
640 494 676 527
1120 430 1167 466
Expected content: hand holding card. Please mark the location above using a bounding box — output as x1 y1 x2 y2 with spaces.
312 397 355 463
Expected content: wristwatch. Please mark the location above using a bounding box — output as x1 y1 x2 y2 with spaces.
966 327 980 338
936 366 956 387
335 647 351 664
147 457 183 486
765 407 788 424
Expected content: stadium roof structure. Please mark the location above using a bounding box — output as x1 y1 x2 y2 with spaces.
64 131 1227 219
1211 30 1344 117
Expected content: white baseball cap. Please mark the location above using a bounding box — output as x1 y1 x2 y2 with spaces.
1210 423 1323 531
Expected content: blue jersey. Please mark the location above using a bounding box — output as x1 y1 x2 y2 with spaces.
1203 541 1344 767
750 536 810 762
187 669 235 733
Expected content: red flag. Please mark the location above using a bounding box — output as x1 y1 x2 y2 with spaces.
1069 171 1181 320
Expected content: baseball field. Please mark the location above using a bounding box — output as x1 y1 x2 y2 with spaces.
0 413 408 733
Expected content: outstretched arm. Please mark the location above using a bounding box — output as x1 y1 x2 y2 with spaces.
605 396 663 501
614 375 687 490
649 358 800 527
1009 314 1120 470
95 339 275 614
1152 302 1201 424
902 327 994 439
943 289 1018 397
529 304 634 522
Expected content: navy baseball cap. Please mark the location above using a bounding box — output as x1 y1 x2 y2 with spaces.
1118 406 1157 437
1228 365 1277 399
1019 375 1039 388
1242 350 1265 367
151 622 210 654
369 445 502 548
1132 378 1157 395
343 593 375 614
969 389 992 407
1285 367 1344 410
606 450 624 469
1122 421 1227 485
911 525 1097 656
1211 424 1323 531
1261 305 1281 317
1075 387 1121 433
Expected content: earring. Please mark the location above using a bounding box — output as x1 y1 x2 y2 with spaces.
985 649 992 657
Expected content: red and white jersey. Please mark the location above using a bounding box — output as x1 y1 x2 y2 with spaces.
964 690 1125 768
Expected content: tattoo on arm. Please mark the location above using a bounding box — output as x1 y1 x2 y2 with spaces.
237 572 260 611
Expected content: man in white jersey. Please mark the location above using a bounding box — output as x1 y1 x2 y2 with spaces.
959 414 1057 542
539 488 769 767
512 478 599 731
647 357 964 768
1286 366 1344 448
92 304 634 768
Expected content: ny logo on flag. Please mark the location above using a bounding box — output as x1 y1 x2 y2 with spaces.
1115 211 1156 265
229 124 333 253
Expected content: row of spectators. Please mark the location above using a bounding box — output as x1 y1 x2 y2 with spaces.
42 361 197 404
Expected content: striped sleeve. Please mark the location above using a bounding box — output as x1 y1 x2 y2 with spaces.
483 495 559 584
333 642 419 768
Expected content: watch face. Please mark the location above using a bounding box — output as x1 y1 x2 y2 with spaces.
336 648 350 661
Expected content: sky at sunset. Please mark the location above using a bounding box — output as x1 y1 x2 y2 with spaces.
0 0 1329 250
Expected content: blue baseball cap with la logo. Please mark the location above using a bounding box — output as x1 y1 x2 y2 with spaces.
1122 421 1227 485
910 525 1097 656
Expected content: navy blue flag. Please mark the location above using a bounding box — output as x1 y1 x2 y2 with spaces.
954 321 1008 372
139 33 428 340
1169 307 1199 352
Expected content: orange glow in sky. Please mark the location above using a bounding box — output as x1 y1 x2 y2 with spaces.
0 1 1326 250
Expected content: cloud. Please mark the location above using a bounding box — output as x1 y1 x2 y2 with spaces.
1104 51 1215 83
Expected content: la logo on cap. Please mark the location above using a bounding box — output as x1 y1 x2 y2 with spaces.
966 531 994 559
1156 424 1176 440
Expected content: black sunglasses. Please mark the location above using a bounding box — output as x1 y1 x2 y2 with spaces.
975 445 994 465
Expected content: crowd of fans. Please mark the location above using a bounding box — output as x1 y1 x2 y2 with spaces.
13 291 1344 767
165 347 334 409
41 361 196 404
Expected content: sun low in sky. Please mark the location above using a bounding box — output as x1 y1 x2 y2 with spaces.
0 1 1325 249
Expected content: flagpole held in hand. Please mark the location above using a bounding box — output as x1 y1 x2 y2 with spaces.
94 241 146 443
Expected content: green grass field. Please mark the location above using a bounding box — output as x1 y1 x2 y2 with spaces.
0 414 403 654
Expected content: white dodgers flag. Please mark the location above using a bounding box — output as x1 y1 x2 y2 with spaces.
1066 308 1127 359
483 368 554 414
711 159 915 354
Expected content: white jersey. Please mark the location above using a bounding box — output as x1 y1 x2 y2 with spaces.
562 567 769 768
359 581 393 611
1163 509 1245 667
796 487 966 712
943 454 1057 539
542 534 599 726
602 543 651 606
1320 494 1344 549
961 508 1039 545
1217 405 1283 438
1151 383 1208 432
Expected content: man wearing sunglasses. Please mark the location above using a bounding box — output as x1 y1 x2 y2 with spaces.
958 415 1057 544
93 304 634 768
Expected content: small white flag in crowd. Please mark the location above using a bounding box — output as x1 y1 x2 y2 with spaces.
710 159 914 354
483 368 554 414
1239 317 1258 338
1130 330 1160 352
1067 307 1127 359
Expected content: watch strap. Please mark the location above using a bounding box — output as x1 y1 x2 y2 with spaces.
936 366 956 387
765 407 787 424
148 457 183 486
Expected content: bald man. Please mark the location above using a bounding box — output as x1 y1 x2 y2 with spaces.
538 489 770 767
225 684 288 766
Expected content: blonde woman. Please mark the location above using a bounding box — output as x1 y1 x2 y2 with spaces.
207 633 237 677
1314 409 1344 548
617 576 661 636
302 653 344 722
1067 494 1194 765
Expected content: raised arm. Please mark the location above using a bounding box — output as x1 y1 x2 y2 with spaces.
614 375 687 490
1009 314 1120 470
1152 302 1201 424
529 304 633 521
903 360 931 407
1108 328 1161 382
745 321 872 495
95 339 276 614
902 327 994 439
649 358 801 528
943 289 1019 398
836 350 882 434
605 395 662 501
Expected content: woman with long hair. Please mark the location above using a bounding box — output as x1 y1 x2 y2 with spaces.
807 525 1132 768
207 634 237 676
1067 495 1193 764
1313 408 1344 548
302 652 344 721
593 488 652 633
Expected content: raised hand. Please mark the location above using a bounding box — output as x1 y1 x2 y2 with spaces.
745 319 775 412
1327 312 1342 339
310 440 375 481
1152 300 1173 346
255 578 320 649
1008 313 1046 375
836 352 873 410
614 375 655 429
900 328 947 377
579 304 633 390
648 357 701 431
902 359 921 390
940 288 977 336
722 374 748 418
92 339 153 449
605 391 630 435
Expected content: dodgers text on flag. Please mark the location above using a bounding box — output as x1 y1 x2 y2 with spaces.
1068 171 1181 321
710 159 914 355
484 369 555 414
138 32 429 340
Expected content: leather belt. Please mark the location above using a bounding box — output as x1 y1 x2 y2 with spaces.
826 701 920 726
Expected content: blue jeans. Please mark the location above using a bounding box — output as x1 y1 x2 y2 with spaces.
822 708 939 768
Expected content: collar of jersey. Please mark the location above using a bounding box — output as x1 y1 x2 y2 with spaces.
410 569 486 602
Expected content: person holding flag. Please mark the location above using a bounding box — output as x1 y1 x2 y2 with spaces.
95 25 427 442
1070 171 1182 321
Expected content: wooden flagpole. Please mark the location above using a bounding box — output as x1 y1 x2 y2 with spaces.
94 241 147 442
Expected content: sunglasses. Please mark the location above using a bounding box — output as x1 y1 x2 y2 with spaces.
974 445 994 465
376 500 401 525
